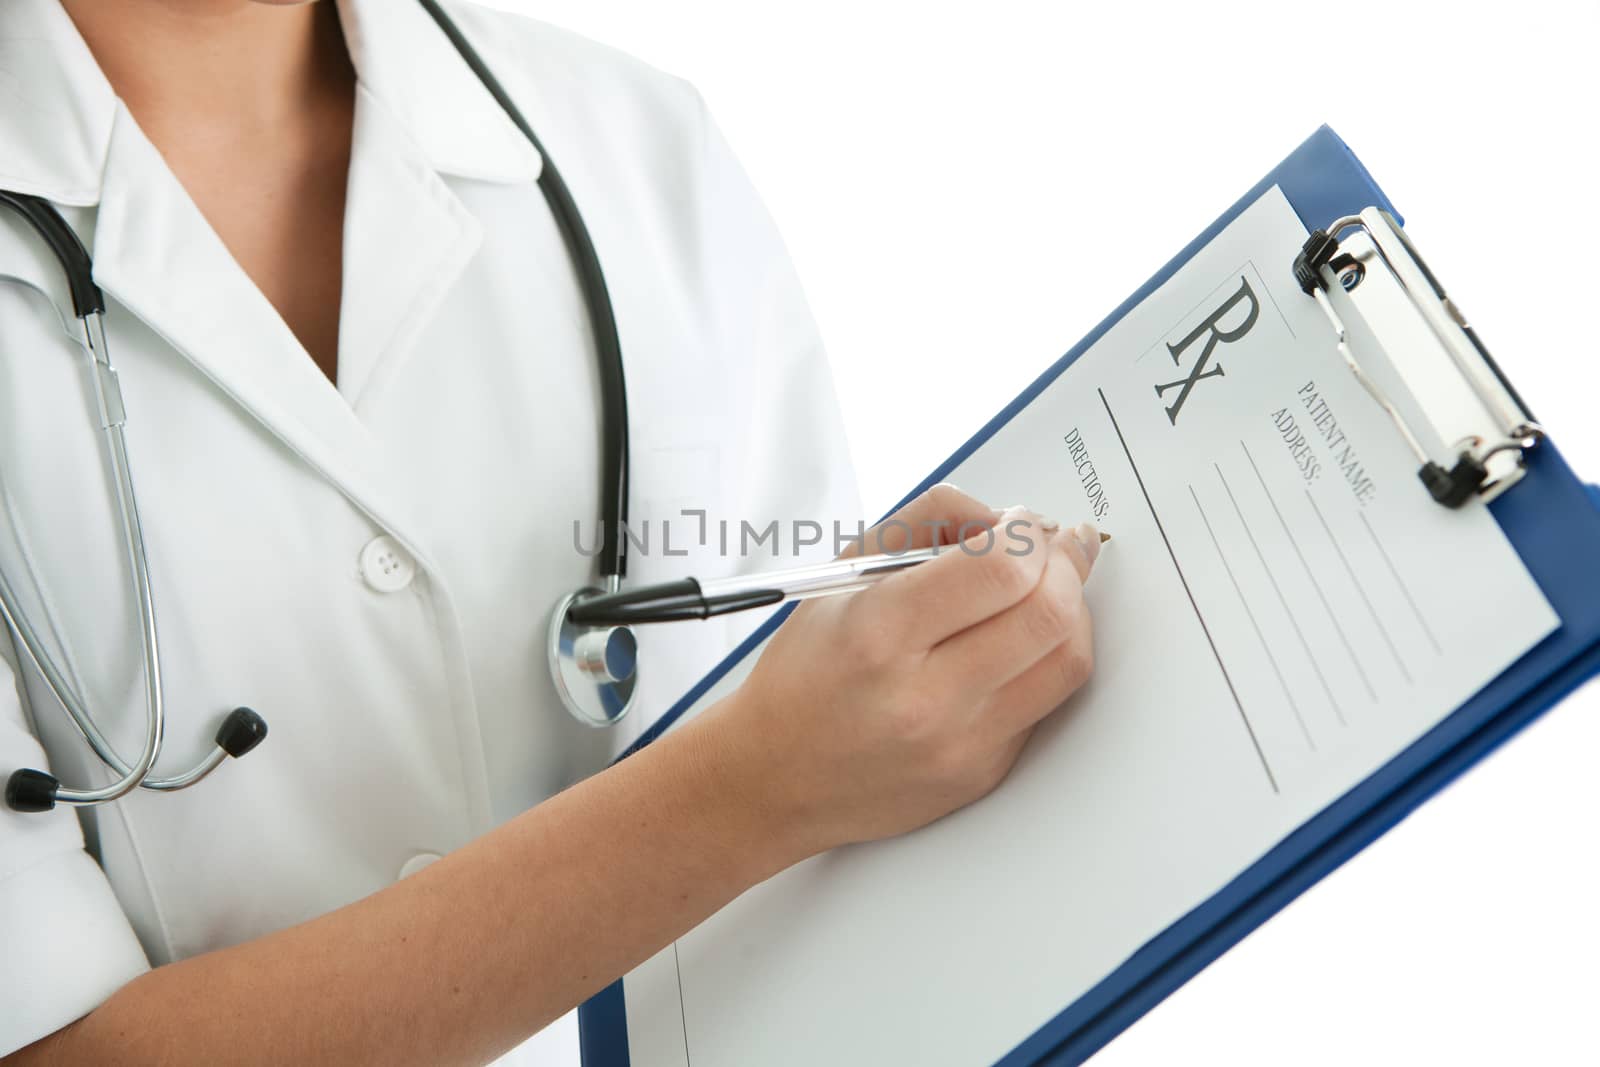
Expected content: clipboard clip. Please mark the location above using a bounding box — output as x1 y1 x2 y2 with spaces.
1292 208 1544 507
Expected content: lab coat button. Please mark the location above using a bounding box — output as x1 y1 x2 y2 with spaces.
398 852 441 879
360 535 416 592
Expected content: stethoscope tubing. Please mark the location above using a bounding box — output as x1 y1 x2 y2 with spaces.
417 0 631 584
0 305 167 807
0 1 633 810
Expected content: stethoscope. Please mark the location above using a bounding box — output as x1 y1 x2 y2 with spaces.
0 0 643 814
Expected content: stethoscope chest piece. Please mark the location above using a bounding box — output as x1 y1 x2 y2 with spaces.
548 588 639 728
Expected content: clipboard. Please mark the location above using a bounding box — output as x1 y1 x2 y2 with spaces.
578 126 1600 1066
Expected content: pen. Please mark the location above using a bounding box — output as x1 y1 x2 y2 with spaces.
567 528 1110 626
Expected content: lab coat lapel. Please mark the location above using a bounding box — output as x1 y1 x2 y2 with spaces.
88 101 466 553
336 84 483 414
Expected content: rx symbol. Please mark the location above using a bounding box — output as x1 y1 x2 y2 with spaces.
1156 276 1260 424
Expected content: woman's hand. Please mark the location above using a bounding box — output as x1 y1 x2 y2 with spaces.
696 484 1101 860
12 484 1096 1067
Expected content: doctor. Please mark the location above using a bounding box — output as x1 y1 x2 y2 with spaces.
0 1 1099 1064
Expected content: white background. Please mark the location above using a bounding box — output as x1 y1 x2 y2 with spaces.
492 2 1600 1063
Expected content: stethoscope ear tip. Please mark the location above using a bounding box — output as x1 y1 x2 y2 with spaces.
5 768 61 813
215 707 268 759
3 707 268 813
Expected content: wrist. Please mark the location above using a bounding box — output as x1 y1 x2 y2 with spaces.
665 691 819 883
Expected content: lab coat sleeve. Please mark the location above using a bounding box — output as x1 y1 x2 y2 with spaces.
685 91 866 668
0 638 150 1055
689 90 864 570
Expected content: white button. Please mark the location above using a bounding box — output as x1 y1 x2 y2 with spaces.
360 535 416 593
398 852 441 880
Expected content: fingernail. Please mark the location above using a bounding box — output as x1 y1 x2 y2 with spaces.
1072 522 1103 565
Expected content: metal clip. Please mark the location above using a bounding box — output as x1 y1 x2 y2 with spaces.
80 312 127 429
1293 208 1541 507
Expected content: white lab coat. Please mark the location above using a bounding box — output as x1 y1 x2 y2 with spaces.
0 0 858 1059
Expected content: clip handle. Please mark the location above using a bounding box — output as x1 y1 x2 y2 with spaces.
1293 229 1342 294
1294 210 1540 508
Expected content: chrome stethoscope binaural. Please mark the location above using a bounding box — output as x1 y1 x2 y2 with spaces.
0 0 640 814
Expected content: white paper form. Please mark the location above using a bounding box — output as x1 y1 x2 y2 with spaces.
619 187 1560 1067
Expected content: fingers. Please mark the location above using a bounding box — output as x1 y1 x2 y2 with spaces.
980 604 1095 739
928 528 1096 701
853 506 1060 651
841 483 999 559
1061 522 1102 583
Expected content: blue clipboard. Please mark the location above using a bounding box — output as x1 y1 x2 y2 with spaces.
578 126 1600 1066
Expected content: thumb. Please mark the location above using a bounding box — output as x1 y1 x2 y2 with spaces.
1061 521 1105 584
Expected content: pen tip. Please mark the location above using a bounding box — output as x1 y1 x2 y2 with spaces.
1099 531 1112 543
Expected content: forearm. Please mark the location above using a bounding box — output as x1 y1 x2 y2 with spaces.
14 706 792 1067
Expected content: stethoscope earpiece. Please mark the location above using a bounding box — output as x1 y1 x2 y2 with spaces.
215 707 269 758
5 768 61 813
0 705 272 813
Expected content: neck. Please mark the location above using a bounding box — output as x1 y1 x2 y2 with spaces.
60 1 353 138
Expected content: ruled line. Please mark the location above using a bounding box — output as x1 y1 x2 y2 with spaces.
675 942 693 1065
1191 484 1316 752
1098 388 1278 793
1240 440 1377 706
1216 462 1346 727
1359 510 1443 655
1305 490 1413 685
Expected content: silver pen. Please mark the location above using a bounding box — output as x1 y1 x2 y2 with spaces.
566 528 1109 626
